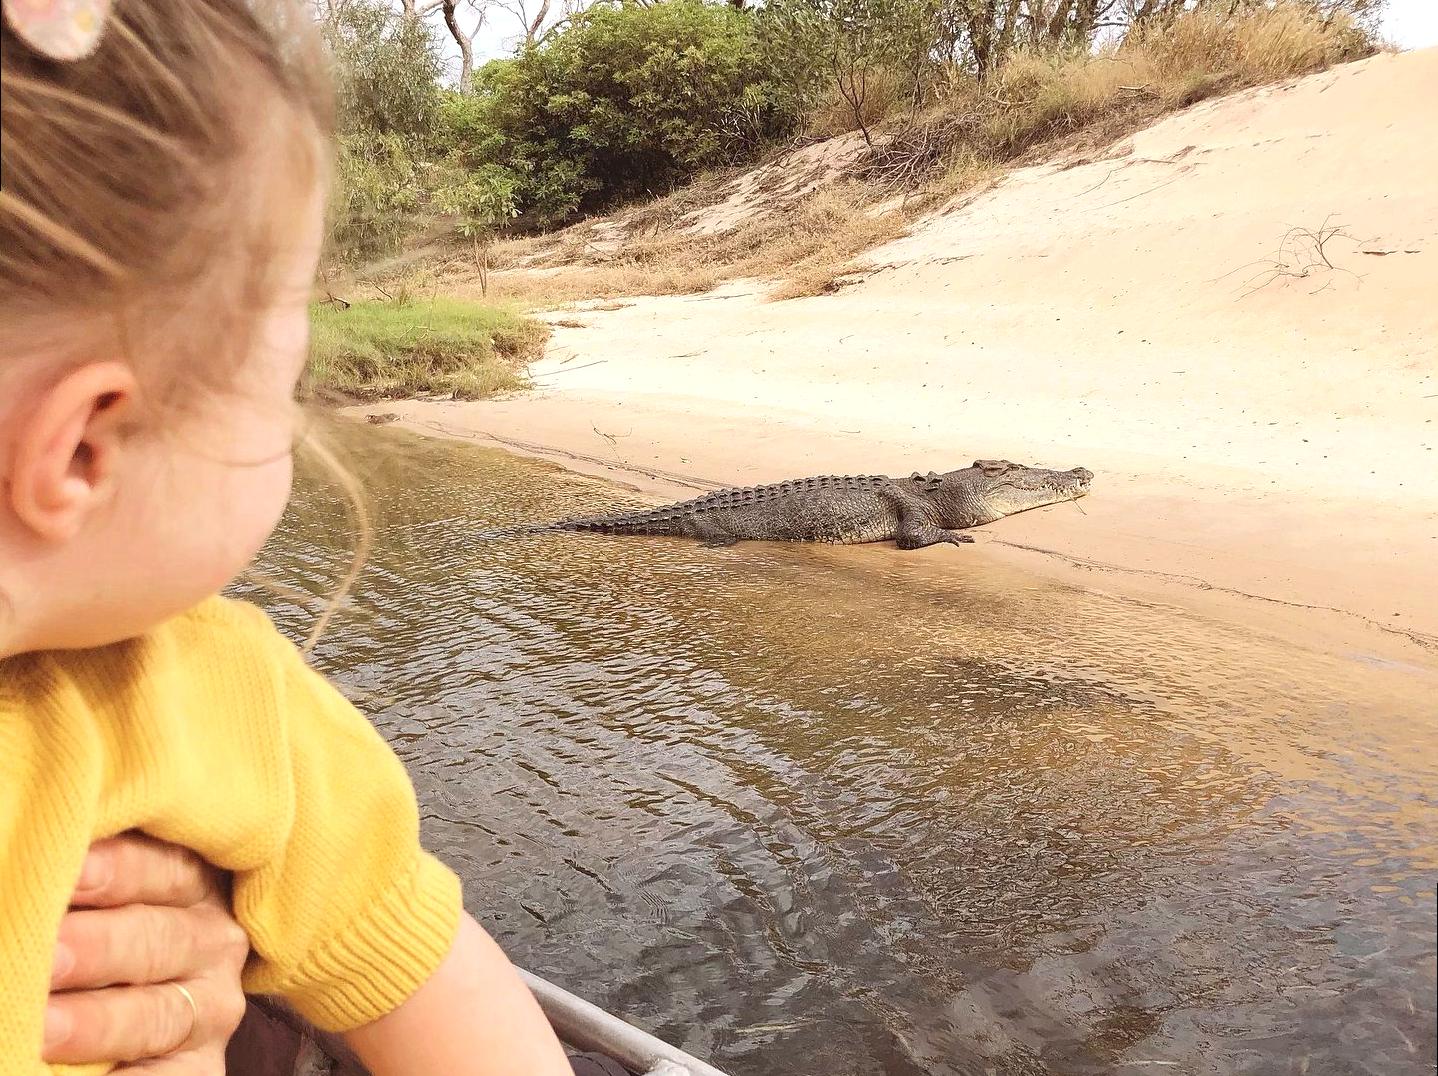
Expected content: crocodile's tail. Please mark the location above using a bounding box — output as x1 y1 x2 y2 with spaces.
551 507 686 536
528 486 786 538
476 509 686 540
475 522 579 540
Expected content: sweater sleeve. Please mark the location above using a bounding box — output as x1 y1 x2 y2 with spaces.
228 610 462 1032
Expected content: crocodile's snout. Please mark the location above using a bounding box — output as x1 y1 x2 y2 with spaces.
1065 467 1094 499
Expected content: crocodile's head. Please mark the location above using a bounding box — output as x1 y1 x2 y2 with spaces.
936 459 1093 527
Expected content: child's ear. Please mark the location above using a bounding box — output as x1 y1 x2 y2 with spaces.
7 362 137 543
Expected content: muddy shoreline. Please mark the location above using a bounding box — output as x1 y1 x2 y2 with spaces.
340 400 1437 670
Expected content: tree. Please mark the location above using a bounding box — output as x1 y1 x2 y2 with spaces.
400 0 486 86
320 0 445 260
432 162 519 292
325 0 445 143
763 0 936 141
493 0 555 45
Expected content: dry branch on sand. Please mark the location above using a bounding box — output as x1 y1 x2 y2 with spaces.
1215 215 1367 297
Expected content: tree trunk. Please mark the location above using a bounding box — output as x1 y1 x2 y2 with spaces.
442 0 475 86
525 0 553 42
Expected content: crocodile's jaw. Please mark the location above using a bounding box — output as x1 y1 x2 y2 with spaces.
985 473 1091 520
947 465 1093 525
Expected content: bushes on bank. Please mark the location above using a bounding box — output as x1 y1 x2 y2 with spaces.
322 1 445 263
321 0 1381 261
456 0 809 226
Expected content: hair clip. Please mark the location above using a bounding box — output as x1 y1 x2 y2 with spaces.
3 0 114 61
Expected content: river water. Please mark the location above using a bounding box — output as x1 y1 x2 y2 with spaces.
245 424 1436 1076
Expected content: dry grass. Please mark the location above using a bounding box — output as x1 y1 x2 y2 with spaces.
451 179 949 306
415 4 1374 310
882 5 1374 180
804 66 908 140
1132 4 1373 84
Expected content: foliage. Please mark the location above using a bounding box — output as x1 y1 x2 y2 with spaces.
864 2 1377 189
480 0 1377 309
324 0 445 147
322 1 445 262
330 134 423 265
452 0 811 225
762 0 1384 122
308 297 547 398
759 0 936 143
429 91 521 242
432 163 520 239
318 0 1383 276
1125 2 1377 82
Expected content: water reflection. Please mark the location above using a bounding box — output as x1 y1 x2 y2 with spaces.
242 424 1436 1076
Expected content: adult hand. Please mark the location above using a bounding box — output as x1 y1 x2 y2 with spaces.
44 833 250 1073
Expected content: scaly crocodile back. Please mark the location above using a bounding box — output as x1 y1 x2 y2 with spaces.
558 474 896 535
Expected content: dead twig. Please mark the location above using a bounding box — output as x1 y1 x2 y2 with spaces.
536 359 607 375
591 424 629 465
860 110 983 193
1235 215 1366 298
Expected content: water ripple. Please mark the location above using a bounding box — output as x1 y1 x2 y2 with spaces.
239 425 1437 1076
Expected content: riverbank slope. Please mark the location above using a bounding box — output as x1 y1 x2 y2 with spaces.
347 48 1438 651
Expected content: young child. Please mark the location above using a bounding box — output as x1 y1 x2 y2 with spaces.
0 1 572 1072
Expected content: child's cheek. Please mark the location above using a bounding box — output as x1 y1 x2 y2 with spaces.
161 448 294 602
222 451 295 572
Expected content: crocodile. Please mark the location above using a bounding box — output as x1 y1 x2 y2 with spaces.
540 460 1093 548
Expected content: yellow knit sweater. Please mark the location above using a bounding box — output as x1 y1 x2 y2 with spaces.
0 598 462 1075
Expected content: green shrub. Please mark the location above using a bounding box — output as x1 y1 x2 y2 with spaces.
452 0 809 226
330 133 423 265
308 298 548 399
324 0 444 148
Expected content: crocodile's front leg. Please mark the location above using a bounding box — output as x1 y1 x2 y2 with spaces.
883 487 975 550
895 521 975 550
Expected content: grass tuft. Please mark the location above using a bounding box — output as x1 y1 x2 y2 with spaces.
307 298 548 400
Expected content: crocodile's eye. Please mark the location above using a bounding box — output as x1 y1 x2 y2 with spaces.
974 459 1009 476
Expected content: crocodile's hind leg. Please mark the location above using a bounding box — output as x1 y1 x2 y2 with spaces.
690 520 739 547
895 522 975 550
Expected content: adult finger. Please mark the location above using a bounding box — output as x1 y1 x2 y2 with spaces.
53 900 248 992
45 983 195 1065
43 978 242 1067
70 834 223 910
52 904 208 990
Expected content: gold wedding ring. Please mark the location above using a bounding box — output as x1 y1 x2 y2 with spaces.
169 981 200 1046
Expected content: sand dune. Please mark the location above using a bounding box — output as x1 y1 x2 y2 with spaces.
373 48 1438 648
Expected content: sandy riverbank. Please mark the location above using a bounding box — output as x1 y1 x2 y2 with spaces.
344 48 1438 655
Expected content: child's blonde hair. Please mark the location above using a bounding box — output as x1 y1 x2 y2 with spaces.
2 1 373 646
1 0 332 397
